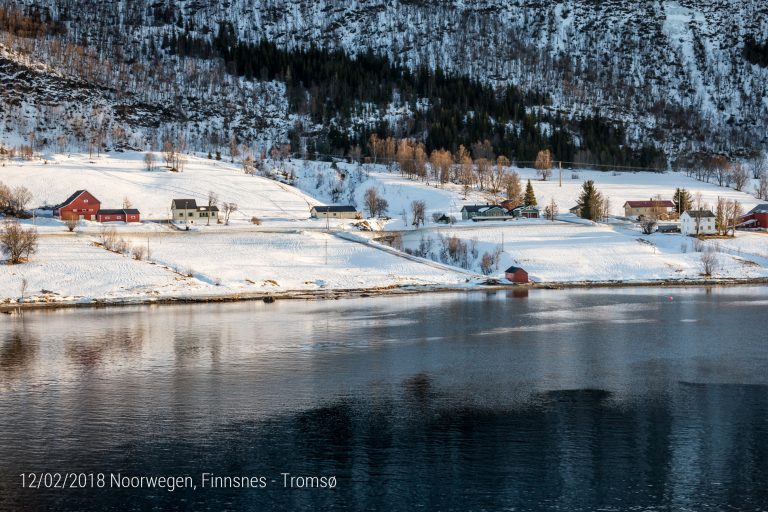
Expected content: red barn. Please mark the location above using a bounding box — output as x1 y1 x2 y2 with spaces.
97 209 141 223
54 190 101 221
504 266 529 283
739 204 768 230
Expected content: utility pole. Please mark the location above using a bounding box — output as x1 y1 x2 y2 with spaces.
501 231 504 251
559 161 562 188
325 238 328 265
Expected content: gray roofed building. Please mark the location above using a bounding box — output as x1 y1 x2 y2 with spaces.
310 205 361 219
746 204 768 214
171 198 219 224
312 205 358 213
685 210 716 218
171 199 198 210
55 189 88 209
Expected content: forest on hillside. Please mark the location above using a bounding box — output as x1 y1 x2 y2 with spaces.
168 23 664 168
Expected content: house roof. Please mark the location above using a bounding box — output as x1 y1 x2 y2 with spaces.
56 190 94 208
504 266 526 273
747 204 768 214
311 205 358 212
97 209 141 215
683 210 715 218
512 205 538 211
623 200 675 208
198 206 219 212
172 199 198 209
461 204 503 213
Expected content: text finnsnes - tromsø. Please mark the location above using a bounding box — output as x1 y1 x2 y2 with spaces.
18 472 337 491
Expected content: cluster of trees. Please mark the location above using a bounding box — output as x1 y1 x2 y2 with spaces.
675 153 766 196
367 135 534 203
743 36 768 68
0 4 65 39
98 227 148 260
162 134 188 172
406 232 502 275
363 188 389 218
714 198 744 237
0 181 33 217
575 181 610 222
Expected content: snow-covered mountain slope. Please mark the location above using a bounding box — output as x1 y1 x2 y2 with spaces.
3 0 768 157
213 0 768 150
0 41 295 152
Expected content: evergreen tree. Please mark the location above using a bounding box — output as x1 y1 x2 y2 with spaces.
576 180 603 221
524 179 537 206
673 188 693 215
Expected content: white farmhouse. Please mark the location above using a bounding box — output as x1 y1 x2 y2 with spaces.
680 210 716 236
171 199 219 224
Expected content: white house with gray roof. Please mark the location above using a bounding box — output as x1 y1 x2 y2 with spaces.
171 199 219 224
680 210 716 236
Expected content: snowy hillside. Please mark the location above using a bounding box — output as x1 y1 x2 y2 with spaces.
2 0 768 160
0 153 319 223
0 41 296 153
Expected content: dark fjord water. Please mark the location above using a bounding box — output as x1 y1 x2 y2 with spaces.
1 288 767 511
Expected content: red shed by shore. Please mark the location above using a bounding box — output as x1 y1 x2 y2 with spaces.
53 190 101 221
504 266 529 283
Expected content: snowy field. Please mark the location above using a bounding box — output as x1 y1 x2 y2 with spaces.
0 235 184 304
1 152 767 305
0 231 470 305
400 221 768 283
120 231 469 291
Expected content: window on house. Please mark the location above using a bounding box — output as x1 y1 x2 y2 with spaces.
189 212 194 216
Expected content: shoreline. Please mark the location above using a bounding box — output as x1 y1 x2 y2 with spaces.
3 277 768 313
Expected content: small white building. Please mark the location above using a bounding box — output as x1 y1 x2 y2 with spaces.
310 205 361 219
171 199 219 224
680 210 717 236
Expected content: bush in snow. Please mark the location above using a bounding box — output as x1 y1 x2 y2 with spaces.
480 253 495 275
440 235 469 269
131 245 147 261
700 248 719 276
1 221 38 264
65 218 79 232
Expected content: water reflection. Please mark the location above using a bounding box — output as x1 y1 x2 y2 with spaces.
0 288 767 511
0 327 38 371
